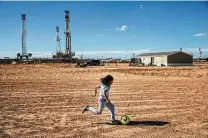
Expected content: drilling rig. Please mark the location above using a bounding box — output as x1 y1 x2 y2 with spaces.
55 26 63 57
17 14 32 60
63 10 75 60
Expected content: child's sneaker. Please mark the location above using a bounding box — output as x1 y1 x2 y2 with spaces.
82 105 89 113
111 120 120 125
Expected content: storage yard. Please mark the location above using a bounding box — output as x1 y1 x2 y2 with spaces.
0 63 207 138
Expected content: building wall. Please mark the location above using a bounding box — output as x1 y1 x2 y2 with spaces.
136 56 167 66
167 52 193 66
154 56 167 66
136 56 150 65
142 56 151 65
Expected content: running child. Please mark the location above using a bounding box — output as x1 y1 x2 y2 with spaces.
82 74 118 124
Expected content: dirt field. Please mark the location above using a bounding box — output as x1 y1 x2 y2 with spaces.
0 63 208 138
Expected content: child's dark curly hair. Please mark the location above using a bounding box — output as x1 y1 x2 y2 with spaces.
100 75 114 86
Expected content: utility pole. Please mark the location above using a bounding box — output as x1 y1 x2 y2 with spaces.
198 48 202 61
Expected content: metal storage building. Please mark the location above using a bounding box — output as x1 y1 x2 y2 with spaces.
135 51 193 66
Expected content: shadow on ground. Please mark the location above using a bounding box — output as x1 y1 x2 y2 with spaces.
95 121 170 126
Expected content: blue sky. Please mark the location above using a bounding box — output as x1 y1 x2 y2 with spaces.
0 1 208 58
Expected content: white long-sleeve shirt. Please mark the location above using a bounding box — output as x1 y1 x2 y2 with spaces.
98 83 110 101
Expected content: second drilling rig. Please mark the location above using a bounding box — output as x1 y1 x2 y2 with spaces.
63 10 75 60
54 10 75 61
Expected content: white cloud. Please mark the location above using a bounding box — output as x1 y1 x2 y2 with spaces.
116 25 128 31
193 33 207 37
140 5 146 10
97 34 104 37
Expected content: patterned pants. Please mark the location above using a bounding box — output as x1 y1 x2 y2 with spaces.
87 99 115 121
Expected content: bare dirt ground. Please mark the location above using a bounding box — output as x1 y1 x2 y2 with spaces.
0 63 208 138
